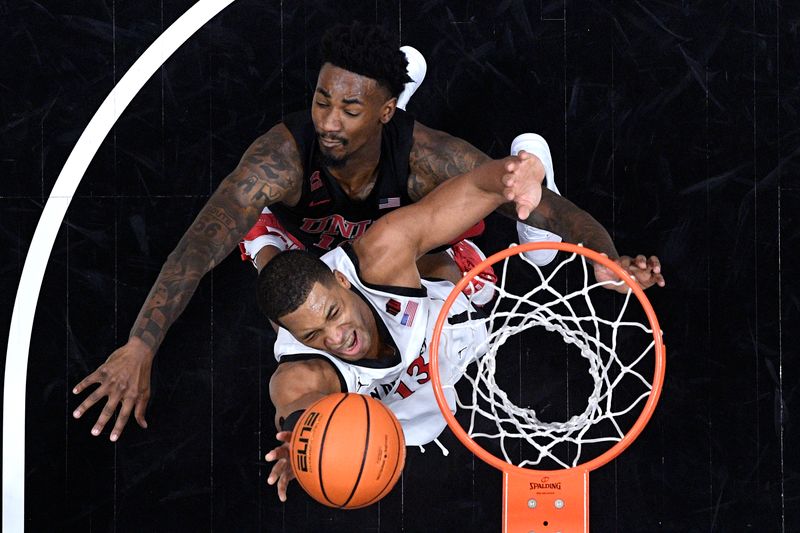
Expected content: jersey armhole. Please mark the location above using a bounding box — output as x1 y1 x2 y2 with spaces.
277 353 348 393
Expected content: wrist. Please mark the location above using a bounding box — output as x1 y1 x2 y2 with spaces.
127 335 156 359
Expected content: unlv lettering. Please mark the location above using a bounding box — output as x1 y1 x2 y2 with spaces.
300 214 372 250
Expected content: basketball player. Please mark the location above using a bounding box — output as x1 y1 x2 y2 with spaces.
72 21 663 443
259 146 663 501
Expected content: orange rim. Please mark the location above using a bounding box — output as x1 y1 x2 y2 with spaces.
429 241 666 475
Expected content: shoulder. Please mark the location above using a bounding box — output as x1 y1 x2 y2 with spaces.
230 122 304 206
410 120 448 148
241 123 300 168
407 121 491 201
269 358 342 399
352 217 421 288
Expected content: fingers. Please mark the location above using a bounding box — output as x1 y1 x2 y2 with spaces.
277 468 294 502
627 255 666 289
109 399 135 442
267 456 289 484
72 372 100 396
72 385 118 436
73 378 150 439
134 395 150 429
92 398 122 437
265 439 291 463
265 432 295 502
266 446 294 503
503 153 544 220
648 255 663 278
265 447 285 463
594 255 666 292
72 384 110 421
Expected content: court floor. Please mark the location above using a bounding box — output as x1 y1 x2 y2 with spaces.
2 1 796 531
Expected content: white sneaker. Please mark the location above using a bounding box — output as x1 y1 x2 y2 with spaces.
397 46 427 111
511 133 563 266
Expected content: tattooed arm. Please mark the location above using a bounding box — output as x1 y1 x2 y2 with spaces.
407 122 491 200
409 122 664 291
72 124 303 441
409 122 614 252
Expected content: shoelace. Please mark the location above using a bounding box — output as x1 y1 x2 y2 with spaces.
451 243 498 284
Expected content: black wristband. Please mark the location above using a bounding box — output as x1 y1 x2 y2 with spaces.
280 409 305 432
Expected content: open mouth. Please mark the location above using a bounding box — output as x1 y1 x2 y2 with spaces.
339 330 360 357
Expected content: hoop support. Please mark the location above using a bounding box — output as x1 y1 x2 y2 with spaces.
429 241 666 532
505 467 588 533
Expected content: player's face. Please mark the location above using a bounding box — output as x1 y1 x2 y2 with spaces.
312 63 396 167
279 272 379 361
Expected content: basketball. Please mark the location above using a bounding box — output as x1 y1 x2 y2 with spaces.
289 392 406 509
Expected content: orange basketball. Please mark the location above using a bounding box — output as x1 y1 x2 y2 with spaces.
289 392 406 509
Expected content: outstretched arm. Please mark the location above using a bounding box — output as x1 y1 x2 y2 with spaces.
409 123 664 291
72 124 303 441
357 152 543 287
266 359 342 502
503 195 664 291
410 122 616 252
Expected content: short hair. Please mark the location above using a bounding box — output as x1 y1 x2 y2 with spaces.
320 22 412 98
257 250 337 323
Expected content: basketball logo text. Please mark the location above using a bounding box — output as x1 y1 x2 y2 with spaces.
295 411 321 473
530 476 562 491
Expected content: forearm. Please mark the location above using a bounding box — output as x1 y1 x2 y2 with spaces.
130 197 260 352
128 247 214 353
548 206 618 259
409 156 528 254
128 126 301 352
501 191 619 259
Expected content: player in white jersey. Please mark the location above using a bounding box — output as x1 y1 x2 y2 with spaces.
271 243 486 446
259 145 665 501
257 148 548 501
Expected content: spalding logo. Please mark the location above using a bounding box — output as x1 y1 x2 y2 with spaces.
295 411 321 473
530 476 562 490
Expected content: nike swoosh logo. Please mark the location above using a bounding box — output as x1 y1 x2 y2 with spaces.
309 199 331 207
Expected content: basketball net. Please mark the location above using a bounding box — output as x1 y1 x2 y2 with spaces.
430 242 665 533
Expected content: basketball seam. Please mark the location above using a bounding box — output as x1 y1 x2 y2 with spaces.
361 404 405 507
317 393 351 507
339 394 371 509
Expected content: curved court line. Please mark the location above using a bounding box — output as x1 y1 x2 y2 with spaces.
3 1 236 530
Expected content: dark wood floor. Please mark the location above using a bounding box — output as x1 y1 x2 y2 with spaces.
2 1 796 531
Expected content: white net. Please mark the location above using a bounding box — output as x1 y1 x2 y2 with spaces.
442 245 661 470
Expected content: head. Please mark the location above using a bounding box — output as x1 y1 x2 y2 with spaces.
313 22 412 168
257 250 379 361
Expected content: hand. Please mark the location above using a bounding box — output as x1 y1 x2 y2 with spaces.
72 337 154 441
502 150 545 220
266 431 295 502
594 254 665 293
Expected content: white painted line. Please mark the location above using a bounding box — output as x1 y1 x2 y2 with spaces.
3 1 236 531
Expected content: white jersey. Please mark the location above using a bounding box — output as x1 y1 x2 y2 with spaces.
273 245 488 446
